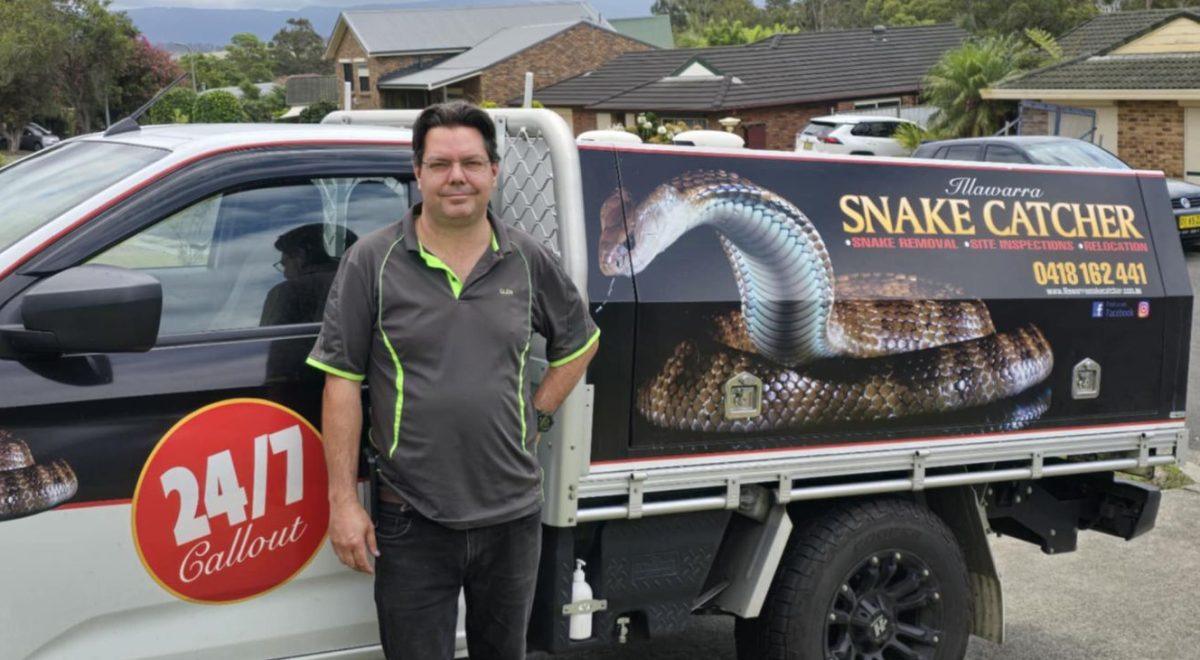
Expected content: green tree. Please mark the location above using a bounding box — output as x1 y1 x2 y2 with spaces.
192 90 244 122
55 0 137 134
271 18 329 76
1119 0 1200 10
652 0 763 34
963 0 1096 36
298 101 337 124
225 33 275 85
238 82 288 122
147 87 197 124
179 53 239 90
109 36 180 125
923 34 1032 137
0 0 65 152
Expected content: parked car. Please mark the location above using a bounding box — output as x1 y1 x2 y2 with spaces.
794 114 917 156
912 136 1200 246
0 123 61 151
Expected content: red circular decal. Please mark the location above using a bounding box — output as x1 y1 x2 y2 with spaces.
133 399 329 604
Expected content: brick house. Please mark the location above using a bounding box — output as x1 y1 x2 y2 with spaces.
984 9 1200 184
527 24 967 150
322 1 654 110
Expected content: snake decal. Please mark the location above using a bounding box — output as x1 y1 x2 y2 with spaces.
599 170 1054 433
0 430 78 521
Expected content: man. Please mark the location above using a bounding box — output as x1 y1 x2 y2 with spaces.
306 101 599 660
261 223 357 326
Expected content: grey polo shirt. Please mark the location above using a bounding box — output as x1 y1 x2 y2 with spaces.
307 204 599 529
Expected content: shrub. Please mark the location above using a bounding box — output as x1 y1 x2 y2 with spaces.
192 90 245 123
298 101 338 124
148 88 198 124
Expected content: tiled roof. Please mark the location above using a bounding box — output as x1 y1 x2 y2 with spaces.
999 53 1200 90
1059 9 1200 57
530 23 968 111
997 10 1200 92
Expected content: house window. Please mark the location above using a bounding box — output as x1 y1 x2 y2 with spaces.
342 63 353 85
358 64 370 93
445 86 464 100
853 97 901 110
660 116 707 130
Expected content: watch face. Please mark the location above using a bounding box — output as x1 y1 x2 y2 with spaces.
537 412 553 432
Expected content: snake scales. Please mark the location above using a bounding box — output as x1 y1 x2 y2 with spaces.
0 430 77 521
599 170 1053 433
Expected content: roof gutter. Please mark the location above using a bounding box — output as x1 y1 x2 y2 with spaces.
379 70 482 91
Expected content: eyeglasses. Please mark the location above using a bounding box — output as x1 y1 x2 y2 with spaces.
420 159 493 176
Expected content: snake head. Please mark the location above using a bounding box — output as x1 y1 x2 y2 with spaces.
598 185 692 276
598 188 633 277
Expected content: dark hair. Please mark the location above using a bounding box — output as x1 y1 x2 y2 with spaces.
275 223 358 266
412 101 500 167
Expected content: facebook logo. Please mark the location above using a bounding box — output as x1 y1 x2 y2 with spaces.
1091 302 1105 318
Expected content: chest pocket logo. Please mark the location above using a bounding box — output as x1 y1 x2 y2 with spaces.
499 288 515 296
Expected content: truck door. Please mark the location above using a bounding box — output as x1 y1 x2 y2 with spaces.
576 145 640 463
0 145 411 659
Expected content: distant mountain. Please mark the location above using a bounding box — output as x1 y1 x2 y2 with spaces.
124 1 657 50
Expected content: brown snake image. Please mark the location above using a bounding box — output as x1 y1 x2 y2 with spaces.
0 430 78 521
599 170 1053 432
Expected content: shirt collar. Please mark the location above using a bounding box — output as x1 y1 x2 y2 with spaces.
401 203 511 256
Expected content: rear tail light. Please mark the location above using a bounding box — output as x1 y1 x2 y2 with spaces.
820 136 842 144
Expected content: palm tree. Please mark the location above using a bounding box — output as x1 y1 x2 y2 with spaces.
923 35 1034 138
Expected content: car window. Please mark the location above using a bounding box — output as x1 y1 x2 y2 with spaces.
984 145 1029 164
875 122 901 138
801 121 837 138
1023 141 1129 169
89 176 409 335
0 141 167 254
849 122 874 137
942 145 982 161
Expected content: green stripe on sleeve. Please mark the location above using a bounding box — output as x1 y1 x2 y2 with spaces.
306 357 365 382
380 236 407 459
549 329 601 367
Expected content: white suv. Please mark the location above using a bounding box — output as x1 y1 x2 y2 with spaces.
795 115 916 157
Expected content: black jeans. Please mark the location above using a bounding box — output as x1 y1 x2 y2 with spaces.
373 501 542 660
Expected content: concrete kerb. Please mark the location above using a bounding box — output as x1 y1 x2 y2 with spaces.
1180 461 1200 494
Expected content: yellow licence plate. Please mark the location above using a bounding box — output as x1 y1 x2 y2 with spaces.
1179 214 1200 230
803 141 813 151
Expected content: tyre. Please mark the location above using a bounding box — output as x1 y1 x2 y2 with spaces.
735 498 971 660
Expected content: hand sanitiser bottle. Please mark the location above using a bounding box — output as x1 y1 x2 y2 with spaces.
569 559 593 640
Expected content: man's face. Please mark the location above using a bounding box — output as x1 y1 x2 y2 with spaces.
415 125 498 229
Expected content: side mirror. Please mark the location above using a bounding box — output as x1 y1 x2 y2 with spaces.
0 265 162 357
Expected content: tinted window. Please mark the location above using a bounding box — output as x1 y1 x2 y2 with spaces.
850 122 874 137
874 121 901 138
0 141 166 254
90 176 409 334
942 145 982 161
984 145 1029 163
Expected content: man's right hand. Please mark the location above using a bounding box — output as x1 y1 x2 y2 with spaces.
329 499 379 574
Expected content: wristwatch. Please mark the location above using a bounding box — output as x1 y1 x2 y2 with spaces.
536 409 555 433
